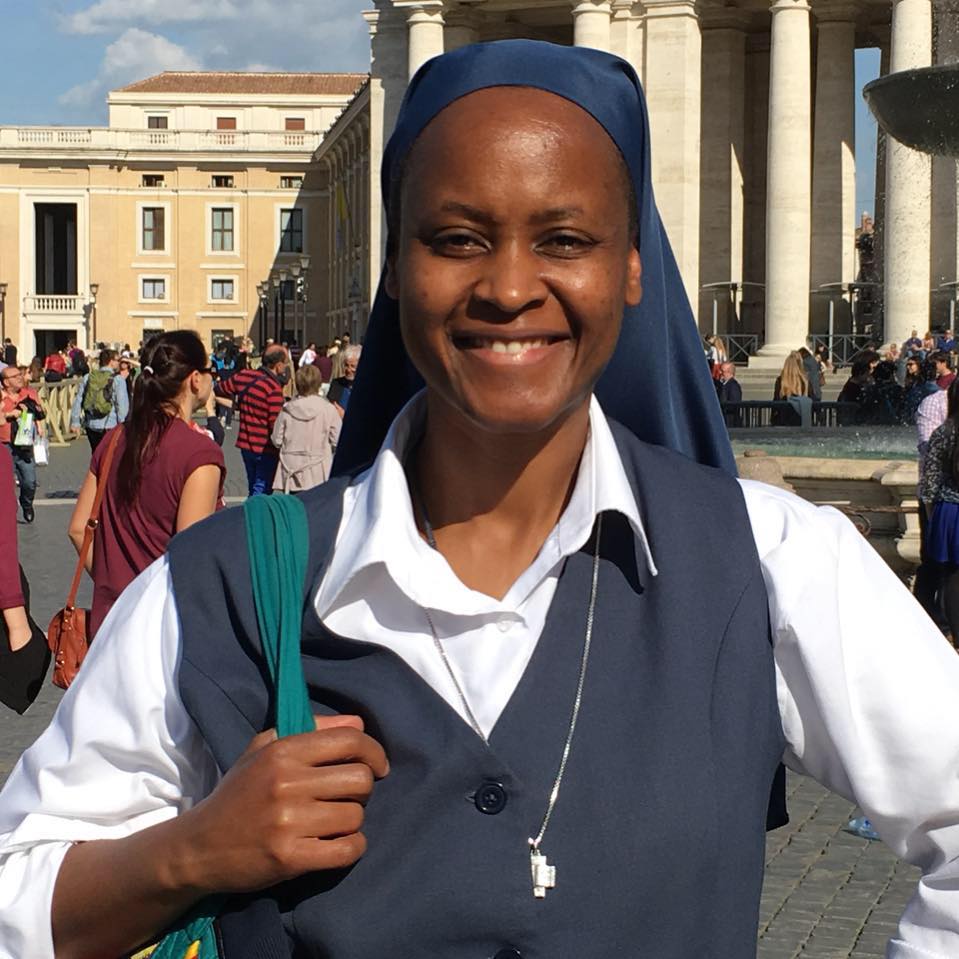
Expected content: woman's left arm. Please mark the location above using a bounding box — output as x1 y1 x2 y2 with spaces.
175 464 222 532
743 479 959 959
67 472 98 574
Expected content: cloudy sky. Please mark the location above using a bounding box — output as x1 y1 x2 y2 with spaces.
0 0 880 214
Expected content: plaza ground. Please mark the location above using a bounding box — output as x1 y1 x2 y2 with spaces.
1 436 918 958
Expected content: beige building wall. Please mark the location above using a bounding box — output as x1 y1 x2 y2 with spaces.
0 72 361 360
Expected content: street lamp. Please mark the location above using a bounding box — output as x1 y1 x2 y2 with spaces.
255 281 268 349
289 262 302 347
271 274 281 343
278 270 289 343
88 283 99 348
0 282 7 343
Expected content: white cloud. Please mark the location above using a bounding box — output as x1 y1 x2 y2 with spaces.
63 0 240 35
59 28 202 110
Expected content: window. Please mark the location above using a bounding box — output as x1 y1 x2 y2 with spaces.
211 208 234 252
142 278 166 300
280 175 303 190
212 175 234 189
216 116 237 130
142 207 165 251
280 208 303 254
141 174 164 188
285 117 306 131
147 116 168 129
211 278 235 301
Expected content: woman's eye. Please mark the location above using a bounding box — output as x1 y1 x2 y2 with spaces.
540 233 593 255
431 232 485 254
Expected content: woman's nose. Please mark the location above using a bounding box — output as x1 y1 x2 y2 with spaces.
471 241 548 316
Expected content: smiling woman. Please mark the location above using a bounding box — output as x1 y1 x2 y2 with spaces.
4 38 959 959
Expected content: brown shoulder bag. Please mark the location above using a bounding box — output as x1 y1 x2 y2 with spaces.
47 428 122 688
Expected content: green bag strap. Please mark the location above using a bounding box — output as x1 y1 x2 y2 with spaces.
148 495 313 959
243 493 314 739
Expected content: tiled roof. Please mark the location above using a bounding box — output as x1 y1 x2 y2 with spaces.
115 72 368 96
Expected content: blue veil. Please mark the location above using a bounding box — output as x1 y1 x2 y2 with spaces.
333 39 736 476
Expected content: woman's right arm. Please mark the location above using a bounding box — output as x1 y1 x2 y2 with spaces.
67 472 97 573
0 560 387 959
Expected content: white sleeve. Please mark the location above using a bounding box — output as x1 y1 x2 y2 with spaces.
741 479 959 959
0 557 218 959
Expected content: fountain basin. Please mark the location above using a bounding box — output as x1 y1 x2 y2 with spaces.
863 64 959 156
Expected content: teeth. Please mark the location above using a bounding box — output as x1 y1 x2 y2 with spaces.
480 338 549 355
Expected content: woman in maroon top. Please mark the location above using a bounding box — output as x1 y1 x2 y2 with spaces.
68 331 226 636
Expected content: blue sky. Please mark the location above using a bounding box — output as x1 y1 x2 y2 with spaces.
0 0 881 215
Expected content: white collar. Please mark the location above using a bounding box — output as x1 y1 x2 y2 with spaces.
316 393 657 620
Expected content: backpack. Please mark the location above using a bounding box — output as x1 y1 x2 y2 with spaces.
82 369 114 418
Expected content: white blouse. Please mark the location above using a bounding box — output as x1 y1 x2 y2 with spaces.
1 396 958 958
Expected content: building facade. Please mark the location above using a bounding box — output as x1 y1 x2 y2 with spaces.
0 71 365 360
320 0 959 361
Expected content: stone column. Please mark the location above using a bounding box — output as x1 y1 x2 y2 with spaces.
810 11 857 335
572 0 613 52
884 0 933 346
643 0 703 315
610 0 645 81
931 2 959 327
364 5 407 277
699 22 746 329
754 0 812 366
405 2 446 79
444 8 479 51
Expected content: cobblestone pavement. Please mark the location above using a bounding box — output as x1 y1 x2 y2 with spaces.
1 439 920 956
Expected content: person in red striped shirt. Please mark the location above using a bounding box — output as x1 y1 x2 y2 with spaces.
214 346 290 496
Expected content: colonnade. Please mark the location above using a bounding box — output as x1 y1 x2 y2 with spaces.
353 0 951 356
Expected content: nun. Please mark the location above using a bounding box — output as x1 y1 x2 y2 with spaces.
2 41 959 959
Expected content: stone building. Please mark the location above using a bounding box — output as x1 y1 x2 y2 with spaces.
320 0 959 361
0 72 364 358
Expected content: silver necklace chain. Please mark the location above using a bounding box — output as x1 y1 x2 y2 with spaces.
415 487 602 898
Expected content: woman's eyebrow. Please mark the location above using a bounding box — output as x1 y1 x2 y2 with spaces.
528 206 586 224
438 201 496 224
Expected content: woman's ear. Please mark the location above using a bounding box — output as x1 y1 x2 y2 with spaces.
625 249 642 307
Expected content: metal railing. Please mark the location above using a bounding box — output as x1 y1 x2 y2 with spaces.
721 401 858 428
808 334 879 369
724 334 762 363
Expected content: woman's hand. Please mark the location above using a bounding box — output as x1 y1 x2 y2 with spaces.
178 714 389 896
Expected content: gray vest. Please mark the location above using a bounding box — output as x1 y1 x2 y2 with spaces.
169 423 785 958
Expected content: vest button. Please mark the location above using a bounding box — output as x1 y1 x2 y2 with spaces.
493 951 523 959
474 780 508 815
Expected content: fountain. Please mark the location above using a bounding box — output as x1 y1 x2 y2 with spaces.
735 59 959 578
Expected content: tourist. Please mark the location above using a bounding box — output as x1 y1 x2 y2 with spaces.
904 329 923 354
42 349 67 382
705 333 727 373
0 366 45 523
214 345 288 496
932 350 956 390
314 343 334 383
3 40 959 959
0 442 47 714
772 350 810 425
903 356 940 425
837 357 873 424
923 331 938 356
26 357 42 385
798 346 823 401
939 329 957 353
916 380 949 624
2 339 16 368
298 341 318 368
65 331 224 637
716 360 743 428
861 360 905 425
918 377 959 640
116 357 137 406
69 348 129 452
271 363 341 493
211 340 237 428
327 343 361 417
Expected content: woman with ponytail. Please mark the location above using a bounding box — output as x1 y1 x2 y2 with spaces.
67 330 225 636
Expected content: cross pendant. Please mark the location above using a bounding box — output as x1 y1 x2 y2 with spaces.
530 849 556 899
